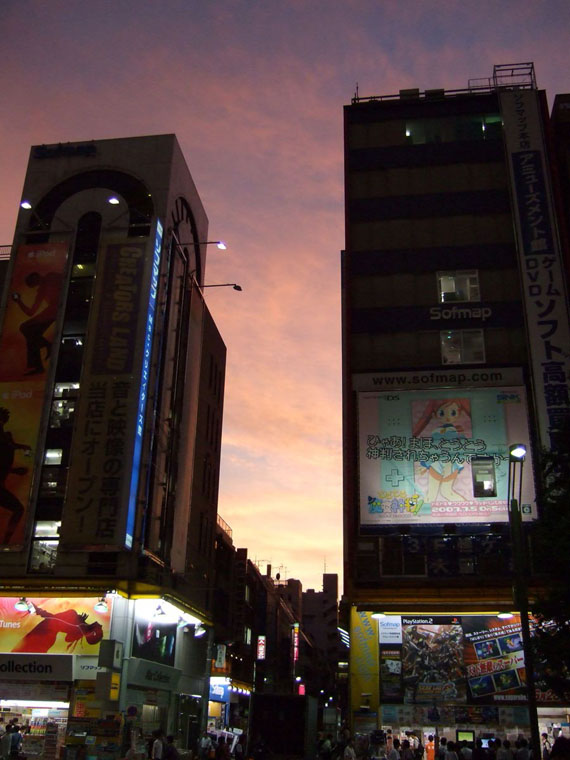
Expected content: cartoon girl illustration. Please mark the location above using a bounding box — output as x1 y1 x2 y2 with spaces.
412 398 471 503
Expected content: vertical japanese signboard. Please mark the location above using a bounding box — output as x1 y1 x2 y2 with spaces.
61 222 162 549
0 242 68 546
500 90 570 447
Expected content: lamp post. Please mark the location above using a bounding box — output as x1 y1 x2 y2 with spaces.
507 443 540 758
201 283 242 291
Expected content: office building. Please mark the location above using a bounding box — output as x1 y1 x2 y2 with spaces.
342 64 570 738
0 135 226 753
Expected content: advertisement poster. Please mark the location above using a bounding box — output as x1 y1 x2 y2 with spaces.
0 243 68 382
359 387 535 527
0 597 112 654
131 605 177 667
380 648 402 700
401 617 465 704
378 615 535 708
0 243 68 547
0 382 44 545
463 615 527 704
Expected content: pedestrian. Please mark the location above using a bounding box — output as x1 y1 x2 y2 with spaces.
542 735 552 760
10 726 22 758
445 743 459 760
215 737 230 760
472 739 487 760
151 730 165 760
1 727 13 760
388 739 401 760
199 732 213 760
438 740 448 760
344 740 356 760
164 737 179 760
401 741 415 760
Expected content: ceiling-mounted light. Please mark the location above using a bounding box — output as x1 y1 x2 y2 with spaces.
20 200 32 210
194 624 206 638
371 611 386 620
497 611 514 620
107 196 120 205
14 597 30 611
94 596 108 613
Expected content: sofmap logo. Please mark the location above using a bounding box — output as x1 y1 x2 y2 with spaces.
430 306 492 321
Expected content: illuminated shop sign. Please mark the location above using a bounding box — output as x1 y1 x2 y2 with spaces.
0 597 111 655
359 387 535 527
292 623 299 662
127 219 163 548
257 635 266 660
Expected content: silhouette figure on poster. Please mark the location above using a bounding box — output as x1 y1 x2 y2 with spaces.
0 407 31 544
12 604 104 652
12 271 61 375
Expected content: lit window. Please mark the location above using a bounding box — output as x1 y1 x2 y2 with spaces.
437 270 480 303
29 521 60 574
44 448 63 465
244 627 252 645
440 330 485 364
471 456 497 497
50 397 76 428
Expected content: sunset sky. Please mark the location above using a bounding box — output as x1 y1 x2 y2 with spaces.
1 1 569 591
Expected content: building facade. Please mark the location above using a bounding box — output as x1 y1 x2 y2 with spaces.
0 135 226 755
342 64 570 740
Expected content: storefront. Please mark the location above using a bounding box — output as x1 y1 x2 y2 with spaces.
0 594 212 754
350 610 570 744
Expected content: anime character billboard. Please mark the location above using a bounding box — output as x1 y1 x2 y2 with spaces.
0 596 111 654
359 387 535 526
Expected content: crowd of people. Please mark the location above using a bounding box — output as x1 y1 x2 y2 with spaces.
317 731 570 760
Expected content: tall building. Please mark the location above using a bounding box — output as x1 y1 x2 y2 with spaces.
0 135 226 751
342 64 570 739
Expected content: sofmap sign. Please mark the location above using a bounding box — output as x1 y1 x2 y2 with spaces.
429 306 492 321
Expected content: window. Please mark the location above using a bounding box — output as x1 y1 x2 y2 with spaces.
471 456 497 497
244 626 252 645
29 521 60 573
44 448 63 465
405 114 502 145
440 330 485 364
437 270 480 303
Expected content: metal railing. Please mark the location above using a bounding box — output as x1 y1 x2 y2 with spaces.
352 61 537 105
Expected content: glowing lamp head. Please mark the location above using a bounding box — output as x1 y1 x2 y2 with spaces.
497 611 514 620
509 444 527 461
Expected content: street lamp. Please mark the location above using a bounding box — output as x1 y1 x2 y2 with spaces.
202 283 242 291
507 443 540 759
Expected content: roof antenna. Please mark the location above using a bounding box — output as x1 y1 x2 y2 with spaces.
355 82 359 101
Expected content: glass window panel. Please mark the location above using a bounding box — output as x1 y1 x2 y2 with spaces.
441 330 485 364
44 448 63 465
438 270 480 302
